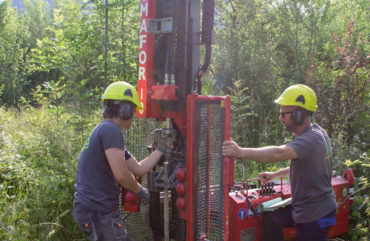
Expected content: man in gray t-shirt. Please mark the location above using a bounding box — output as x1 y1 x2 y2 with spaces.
222 84 337 241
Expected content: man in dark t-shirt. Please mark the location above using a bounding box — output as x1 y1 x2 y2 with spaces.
73 81 174 241
222 84 337 241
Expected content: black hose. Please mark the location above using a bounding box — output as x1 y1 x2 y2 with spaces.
195 0 215 94
201 0 215 45
245 196 271 241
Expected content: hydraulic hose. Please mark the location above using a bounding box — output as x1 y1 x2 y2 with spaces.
196 0 215 94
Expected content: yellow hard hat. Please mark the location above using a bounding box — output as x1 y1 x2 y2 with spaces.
102 81 143 110
275 84 317 112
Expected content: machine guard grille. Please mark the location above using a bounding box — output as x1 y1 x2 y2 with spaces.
187 94 231 241
121 119 161 240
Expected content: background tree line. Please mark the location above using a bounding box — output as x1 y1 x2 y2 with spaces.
0 0 368 240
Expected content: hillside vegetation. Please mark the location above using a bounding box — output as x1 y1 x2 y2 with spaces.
0 0 368 240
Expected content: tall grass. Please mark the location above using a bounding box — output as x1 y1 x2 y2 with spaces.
0 106 99 240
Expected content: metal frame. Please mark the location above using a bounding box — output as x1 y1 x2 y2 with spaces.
186 94 232 241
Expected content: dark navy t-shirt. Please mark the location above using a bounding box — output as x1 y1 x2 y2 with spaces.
74 120 125 212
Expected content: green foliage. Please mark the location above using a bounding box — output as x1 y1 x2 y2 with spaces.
0 103 100 240
0 0 140 108
306 21 369 144
0 1 30 107
344 155 370 241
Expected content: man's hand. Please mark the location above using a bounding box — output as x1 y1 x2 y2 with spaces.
222 140 242 158
153 129 176 155
258 172 276 185
137 186 150 201
157 134 174 154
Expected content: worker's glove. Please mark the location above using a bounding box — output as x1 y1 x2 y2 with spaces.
157 134 175 154
137 186 150 201
152 129 176 155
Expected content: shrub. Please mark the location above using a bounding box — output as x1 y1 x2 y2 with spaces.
0 105 99 240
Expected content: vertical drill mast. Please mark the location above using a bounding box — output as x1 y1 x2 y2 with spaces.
136 1 232 241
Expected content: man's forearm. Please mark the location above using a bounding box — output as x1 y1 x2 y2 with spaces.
138 150 162 175
117 172 141 193
127 150 162 177
238 144 297 164
275 167 290 178
222 141 297 163
240 146 285 163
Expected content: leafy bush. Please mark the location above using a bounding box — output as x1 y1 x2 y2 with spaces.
0 105 99 240
344 154 369 241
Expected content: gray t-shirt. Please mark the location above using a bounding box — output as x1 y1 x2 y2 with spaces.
74 120 125 212
287 123 338 223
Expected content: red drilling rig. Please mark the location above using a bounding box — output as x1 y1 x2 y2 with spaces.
122 0 356 240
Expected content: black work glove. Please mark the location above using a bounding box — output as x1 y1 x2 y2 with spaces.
137 186 150 201
157 135 174 154
152 129 176 155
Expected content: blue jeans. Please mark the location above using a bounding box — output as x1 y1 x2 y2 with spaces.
262 205 336 241
73 202 131 241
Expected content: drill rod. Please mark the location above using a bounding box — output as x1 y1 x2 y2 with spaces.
163 118 172 241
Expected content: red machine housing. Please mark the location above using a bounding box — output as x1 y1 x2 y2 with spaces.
229 171 354 241
137 0 202 136
137 0 162 118
184 94 233 241
136 0 230 239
